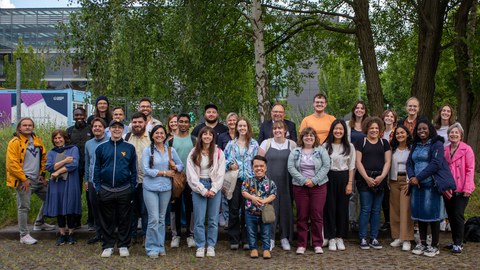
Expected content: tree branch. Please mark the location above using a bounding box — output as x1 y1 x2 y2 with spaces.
262 3 354 20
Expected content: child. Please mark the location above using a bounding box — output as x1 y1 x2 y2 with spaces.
242 155 277 259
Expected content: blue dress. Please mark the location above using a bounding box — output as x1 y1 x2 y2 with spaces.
44 145 82 217
409 140 446 222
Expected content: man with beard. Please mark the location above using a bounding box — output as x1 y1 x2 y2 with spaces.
67 107 93 229
136 98 162 133
168 113 197 248
124 112 150 244
258 103 297 144
84 117 109 244
192 104 228 139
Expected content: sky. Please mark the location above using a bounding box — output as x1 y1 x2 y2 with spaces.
0 0 79 8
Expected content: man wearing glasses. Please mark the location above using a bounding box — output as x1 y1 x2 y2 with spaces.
137 98 162 133
257 103 297 144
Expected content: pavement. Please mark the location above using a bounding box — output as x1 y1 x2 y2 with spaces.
0 224 479 270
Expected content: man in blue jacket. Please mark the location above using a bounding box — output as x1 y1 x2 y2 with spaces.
94 119 137 258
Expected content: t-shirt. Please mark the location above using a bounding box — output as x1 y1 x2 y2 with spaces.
23 137 41 180
259 139 296 152
299 113 336 144
172 135 194 166
354 138 391 172
192 122 228 139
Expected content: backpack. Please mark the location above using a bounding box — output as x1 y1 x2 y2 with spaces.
464 216 480 242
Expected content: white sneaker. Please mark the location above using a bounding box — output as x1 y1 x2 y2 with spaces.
280 238 291 251
322 238 329 247
20 234 38 245
296 247 306 254
402 241 411 251
445 223 451 232
440 220 446 231
270 239 275 251
243 243 250 250
314 246 324 254
119 247 129 257
336 238 345 251
196 248 205 258
390 239 403 247
101 248 114 258
171 236 180 248
187 236 196 248
328 239 337 251
33 223 55 231
206 246 215 257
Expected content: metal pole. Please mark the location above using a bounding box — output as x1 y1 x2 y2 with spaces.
16 58 21 124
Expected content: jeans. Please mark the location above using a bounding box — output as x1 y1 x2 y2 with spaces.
192 179 222 248
359 190 384 240
16 178 47 237
143 189 171 255
245 211 271 250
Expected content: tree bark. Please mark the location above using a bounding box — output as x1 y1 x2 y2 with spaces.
351 0 384 117
252 0 269 125
411 0 450 118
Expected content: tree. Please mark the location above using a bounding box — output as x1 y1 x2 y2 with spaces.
3 38 47 89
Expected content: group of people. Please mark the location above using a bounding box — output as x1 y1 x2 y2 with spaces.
5 94 475 260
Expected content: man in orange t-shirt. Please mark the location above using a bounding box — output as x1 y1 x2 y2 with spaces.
299 94 336 144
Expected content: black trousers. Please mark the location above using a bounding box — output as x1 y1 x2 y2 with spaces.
172 184 193 237
382 185 390 224
131 183 148 238
228 179 246 245
444 194 469 245
97 187 133 249
419 221 440 247
324 171 350 239
88 182 102 238
57 215 76 229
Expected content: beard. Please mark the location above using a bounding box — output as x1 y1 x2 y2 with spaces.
132 126 146 136
205 117 218 124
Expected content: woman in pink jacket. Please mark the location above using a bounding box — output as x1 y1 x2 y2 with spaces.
444 122 475 254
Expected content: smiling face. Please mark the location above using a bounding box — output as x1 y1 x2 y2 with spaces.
91 120 105 138
395 127 408 144
205 108 218 124
384 111 395 126
313 96 327 114
139 101 152 117
227 115 238 131
152 127 166 144
237 120 248 136
53 133 65 147
131 117 146 135
73 109 86 124
178 116 190 133
169 118 178 132
112 108 125 121
201 130 214 145
272 124 286 139
367 123 380 140
440 106 452 122
448 127 462 145
271 104 285 122
354 103 366 119
333 123 345 141
406 99 420 117
302 132 316 148
18 119 34 136
96 100 109 113
253 159 267 179
416 123 430 142
110 124 124 140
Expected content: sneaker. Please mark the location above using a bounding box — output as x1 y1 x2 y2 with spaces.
87 236 101 245
402 241 411 251
119 247 130 257
350 221 359 232
380 222 390 232
101 248 114 258
314 246 324 254
444 243 454 250
33 223 55 231
369 239 382 249
423 246 439 257
445 223 451 231
451 245 462 254
440 220 447 231
170 236 180 248
159 251 166 256
67 234 77 245
322 239 329 247
412 244 427 255
263 250 271 259
296 247 306 254
360 238 370 250
148 253 159 259
88 225 95 231
55 235 66 246
328 239 337 251
230 244 239 250
390 239 403 247
206 246 215 257
196 248 205 258
270 239 275 251
336 238 346 251
250 249 259 258
243 243 250 250
187 236 196 248
20 234 38 245
280 238 291 251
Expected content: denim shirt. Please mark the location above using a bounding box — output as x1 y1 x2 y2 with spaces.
142 144 184 192
224 138 259 181
287 146 331 186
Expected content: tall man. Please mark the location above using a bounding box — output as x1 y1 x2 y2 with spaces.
66 107 92 229
124 112 150 243
169 113 197 248
6 117 54 245
84 117 109 244
137 97 162 132
258 103 297 144
299 94 336 144
94 119 137 258
192 104 228 138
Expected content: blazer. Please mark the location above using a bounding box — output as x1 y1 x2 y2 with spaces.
258 119 297 145
444 142 475 194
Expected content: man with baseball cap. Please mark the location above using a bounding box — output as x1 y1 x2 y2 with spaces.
192 103 228 138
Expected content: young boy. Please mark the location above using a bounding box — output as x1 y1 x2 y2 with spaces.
242 155 277 259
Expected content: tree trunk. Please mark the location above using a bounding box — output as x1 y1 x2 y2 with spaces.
411 0 449 119
352 0 384 117
252 0 269 125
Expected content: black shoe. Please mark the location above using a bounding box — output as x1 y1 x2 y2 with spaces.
350 221 359 232
380 222 390 232
87 236 100 245
443 243 454 250
56 235 66 246
67 234 77 245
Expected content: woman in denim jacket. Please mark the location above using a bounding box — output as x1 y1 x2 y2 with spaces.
288 127 330 254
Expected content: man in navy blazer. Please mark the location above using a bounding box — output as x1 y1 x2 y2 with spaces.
258 103 297 144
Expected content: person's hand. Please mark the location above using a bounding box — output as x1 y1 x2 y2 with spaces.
51 172 59 178
21 179 32 192
345 183 352 195
165 170 175 177
464 192 471 197
409 177 419 187
84 182 89 191
368 177 376 187
374 176 384 185
64 156 74 164
39 175 48 186
305 179 314 188
169 160 176 170
251 196 262 207
205 190 216 198
230 162 239 171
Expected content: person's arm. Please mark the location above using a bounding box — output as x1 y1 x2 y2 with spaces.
84 144 91 182
129 146 138 190
375 149 392 185
171 148 184 172
356 150 374 187
416 141 444 181
287 149 307 186
210 149 226 195
63 147 79 172
311 148 331 185
6 139 27 184
93 146 103 192
186 150 208 196
463 144 476 196
39 139 47 180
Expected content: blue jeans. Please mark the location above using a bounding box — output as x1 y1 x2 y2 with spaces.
359 190 384 240
143 189 171 256
192 178 222 248
245 211 271 250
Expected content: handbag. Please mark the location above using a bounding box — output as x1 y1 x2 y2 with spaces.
255 179 275 224
168 147 186 199
222 169 239 200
